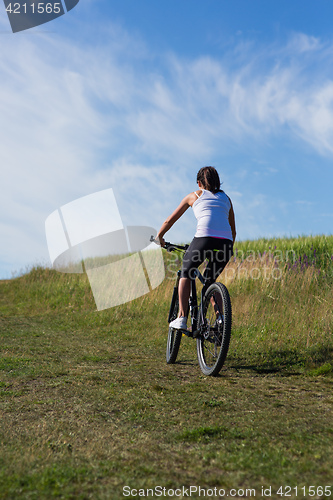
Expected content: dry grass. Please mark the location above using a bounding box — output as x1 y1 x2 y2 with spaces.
0 237 332 499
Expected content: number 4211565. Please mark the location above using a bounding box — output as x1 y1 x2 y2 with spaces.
277 486 331 497
6 3 62 14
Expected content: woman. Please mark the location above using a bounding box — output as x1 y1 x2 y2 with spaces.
156 166 236 330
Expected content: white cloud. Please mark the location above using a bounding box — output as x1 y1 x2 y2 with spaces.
287 33 322 53
224 37 333 155
1 26 333 276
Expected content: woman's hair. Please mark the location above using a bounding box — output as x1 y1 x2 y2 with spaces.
196 166 222 193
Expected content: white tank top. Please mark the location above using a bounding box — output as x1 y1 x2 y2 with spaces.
192 190 233 240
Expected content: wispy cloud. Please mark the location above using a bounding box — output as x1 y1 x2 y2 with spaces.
0 25 332 275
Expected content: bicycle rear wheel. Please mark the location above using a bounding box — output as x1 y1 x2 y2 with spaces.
166 288 183 364
197 282 232 376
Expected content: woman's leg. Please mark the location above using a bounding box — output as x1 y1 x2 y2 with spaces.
178 277 191 317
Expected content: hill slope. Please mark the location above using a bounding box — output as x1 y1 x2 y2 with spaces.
0 235 332 498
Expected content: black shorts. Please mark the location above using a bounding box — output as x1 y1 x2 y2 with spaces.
181 237 233 283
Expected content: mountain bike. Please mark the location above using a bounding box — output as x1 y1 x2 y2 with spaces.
157 238 232 377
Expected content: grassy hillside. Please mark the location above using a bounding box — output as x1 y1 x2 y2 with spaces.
234 234 333 272
0 235 332 499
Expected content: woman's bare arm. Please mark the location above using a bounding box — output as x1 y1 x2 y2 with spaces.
156 193 196 246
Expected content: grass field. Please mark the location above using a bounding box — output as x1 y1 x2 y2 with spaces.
0 235 332 499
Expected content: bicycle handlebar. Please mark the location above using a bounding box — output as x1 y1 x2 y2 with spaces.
164 242 189 252
150 235 189 253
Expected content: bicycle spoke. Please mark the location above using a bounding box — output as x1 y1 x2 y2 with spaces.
197 282 232 376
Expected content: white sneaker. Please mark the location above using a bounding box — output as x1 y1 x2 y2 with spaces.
169 316 187 330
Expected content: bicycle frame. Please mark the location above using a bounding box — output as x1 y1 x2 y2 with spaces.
153 236 222 337
157 236 232 376
168 266 209 339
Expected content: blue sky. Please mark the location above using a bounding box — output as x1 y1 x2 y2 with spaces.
1 0 333 278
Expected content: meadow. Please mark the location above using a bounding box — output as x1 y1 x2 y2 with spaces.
0 235 332 499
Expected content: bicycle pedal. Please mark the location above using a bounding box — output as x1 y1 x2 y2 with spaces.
181 329 193 338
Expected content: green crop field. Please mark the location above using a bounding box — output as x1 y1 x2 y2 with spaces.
0 235 332 499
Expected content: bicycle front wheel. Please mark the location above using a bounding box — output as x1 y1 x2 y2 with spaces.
166 289 182 364
197 282 232 376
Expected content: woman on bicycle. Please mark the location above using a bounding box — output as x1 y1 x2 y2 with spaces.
156 166 236 330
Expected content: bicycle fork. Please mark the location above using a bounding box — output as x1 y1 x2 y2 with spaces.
168 270 181 324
